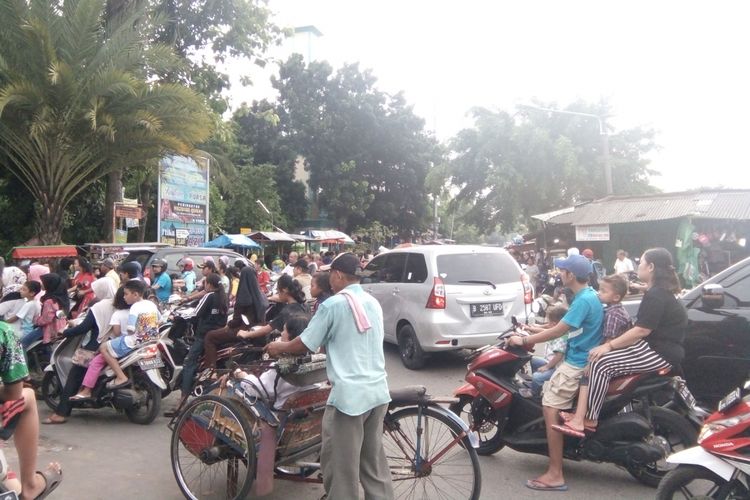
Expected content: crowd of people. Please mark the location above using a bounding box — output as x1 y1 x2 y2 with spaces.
0 242 690 498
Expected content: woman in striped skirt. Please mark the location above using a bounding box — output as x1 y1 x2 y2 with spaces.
561 247 687 433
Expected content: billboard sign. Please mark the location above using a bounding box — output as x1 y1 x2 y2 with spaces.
575 224 610 241
158 155 210 246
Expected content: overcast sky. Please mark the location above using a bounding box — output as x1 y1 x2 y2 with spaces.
231 1 750 193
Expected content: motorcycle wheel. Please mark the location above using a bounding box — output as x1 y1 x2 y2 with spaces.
125 376 162 425
449 395 505 455
655 464 748 499
41 371 62 412
627 407 698 488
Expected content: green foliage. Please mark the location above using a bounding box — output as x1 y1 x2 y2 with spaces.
223 164 283 233
0 0 213 244
271 55 439 233
449 102 659 234
151 0 285 113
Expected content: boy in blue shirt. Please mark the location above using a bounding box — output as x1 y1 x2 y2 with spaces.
150 259 172 303
508 254 603 492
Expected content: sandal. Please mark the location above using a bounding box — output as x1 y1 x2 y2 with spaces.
69 394 92 402
105 379 130 390
27 463 63 500
551 422 593 438
525 478 568 491
41 416 66 425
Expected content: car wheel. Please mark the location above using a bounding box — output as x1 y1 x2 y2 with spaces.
397 324 427 370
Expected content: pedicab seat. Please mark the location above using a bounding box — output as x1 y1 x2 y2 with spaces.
389 385 429 407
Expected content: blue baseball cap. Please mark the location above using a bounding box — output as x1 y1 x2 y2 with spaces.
553 254 593 280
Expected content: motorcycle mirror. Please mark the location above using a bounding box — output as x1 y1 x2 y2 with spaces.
511 316 518 327
530 301 541 314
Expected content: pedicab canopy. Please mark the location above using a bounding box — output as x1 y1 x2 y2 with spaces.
304 230 355 244
11 245 78 260
205 234 261 249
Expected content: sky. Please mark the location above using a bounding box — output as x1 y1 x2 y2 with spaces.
230 1 750 193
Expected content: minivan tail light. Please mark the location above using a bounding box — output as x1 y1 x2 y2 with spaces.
521 273 533 304
426 277 446 309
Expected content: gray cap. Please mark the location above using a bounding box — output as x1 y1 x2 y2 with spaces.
101 258 116 269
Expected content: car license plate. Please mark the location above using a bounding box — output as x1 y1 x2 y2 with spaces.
718 387 741 413
675 378 697 409
138 356 164 370
470 302 504 317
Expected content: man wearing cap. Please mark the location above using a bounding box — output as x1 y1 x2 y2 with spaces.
99 258 121 287
508 254 604 492
266 253 394 500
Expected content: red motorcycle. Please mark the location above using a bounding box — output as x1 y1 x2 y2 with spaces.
449 318 697 487
657 385 750 498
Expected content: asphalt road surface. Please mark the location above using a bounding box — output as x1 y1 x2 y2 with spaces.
6 344 655 499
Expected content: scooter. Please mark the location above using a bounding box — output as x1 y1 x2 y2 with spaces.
450 318 698 488
41 330 167 425
657 384 750 499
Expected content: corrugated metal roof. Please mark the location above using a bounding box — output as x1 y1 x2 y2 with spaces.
535 190 750 226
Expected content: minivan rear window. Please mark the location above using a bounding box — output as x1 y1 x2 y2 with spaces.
123 251 154 269
437 253 520 285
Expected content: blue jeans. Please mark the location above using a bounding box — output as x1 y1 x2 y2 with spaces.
530 356 556 396
21 327 44 350
181 335 205 397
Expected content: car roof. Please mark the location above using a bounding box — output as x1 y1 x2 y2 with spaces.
377 245 512 257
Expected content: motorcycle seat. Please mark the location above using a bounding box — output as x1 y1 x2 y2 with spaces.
607 367 673 396
389 386 428 406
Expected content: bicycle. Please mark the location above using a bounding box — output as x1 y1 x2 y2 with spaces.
168 356 481 499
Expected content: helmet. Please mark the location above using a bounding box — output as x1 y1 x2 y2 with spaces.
179 257 194 271
151 258 167 270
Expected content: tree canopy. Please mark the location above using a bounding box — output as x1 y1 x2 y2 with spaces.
0 0 212 244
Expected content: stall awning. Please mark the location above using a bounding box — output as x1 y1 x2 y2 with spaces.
305 230 355 244
12 245 78 259
205 234 260 249
248 231 296 243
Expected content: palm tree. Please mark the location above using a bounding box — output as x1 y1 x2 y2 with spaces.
0 0 213 244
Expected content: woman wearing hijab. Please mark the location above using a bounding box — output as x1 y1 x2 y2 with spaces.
202 266 268 366
21 274 69 349
43 278 117 424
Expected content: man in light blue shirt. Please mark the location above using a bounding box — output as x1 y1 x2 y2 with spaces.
266 253 394 500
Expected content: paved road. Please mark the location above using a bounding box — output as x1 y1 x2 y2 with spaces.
6 345 656 499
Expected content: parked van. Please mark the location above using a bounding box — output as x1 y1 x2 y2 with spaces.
362 245 531 369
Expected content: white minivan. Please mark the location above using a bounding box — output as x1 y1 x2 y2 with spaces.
361 245 531 369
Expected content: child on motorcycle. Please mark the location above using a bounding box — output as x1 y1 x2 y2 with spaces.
520 304 569 398
553 273 632 437
226 314 318 410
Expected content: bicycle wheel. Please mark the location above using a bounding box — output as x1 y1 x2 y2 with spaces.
171 395 256 500
383 405 481 500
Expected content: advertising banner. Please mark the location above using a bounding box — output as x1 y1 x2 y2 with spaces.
575 224 611 241
158 155 210 246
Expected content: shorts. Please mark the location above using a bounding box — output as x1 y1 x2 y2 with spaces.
0 398 25 440
541 361 585 410
106 336 134 359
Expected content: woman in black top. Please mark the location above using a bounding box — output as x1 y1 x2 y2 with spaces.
238 274 309 341
558 247 688 434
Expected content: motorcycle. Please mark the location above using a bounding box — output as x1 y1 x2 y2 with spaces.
41 330 167 425
156 303 263 400
656 383 750 499
450 318 698 487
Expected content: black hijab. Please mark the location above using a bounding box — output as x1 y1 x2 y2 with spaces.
40 273 70 313
235 266 268 324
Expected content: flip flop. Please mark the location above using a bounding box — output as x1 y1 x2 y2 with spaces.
69 394 92 402
551 422 587 438
106 379 130 390
41 417 66 425
525 479 569 492
31 464 63 500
